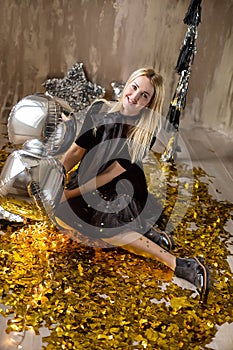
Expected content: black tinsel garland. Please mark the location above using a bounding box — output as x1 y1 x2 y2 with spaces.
183 0 202 26
165 105 181 132
162 0 202 160
175 28 196 74
166 0 202 130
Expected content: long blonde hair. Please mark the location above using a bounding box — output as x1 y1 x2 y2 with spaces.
109 67 165 163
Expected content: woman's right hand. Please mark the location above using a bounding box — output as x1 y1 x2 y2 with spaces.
60 187 82 203
60 189 70 204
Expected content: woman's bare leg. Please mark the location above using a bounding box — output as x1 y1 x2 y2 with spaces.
56 223 209 300
104 231 210 302
56 216 176 270
103 230 176 271
56 220 209 300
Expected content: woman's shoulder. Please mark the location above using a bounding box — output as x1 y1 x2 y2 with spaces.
87 100 120 127
89 99 117 114
87 100 105 115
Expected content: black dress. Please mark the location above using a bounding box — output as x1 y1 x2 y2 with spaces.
55 102 163 238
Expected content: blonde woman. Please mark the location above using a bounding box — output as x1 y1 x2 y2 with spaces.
55 67 210 302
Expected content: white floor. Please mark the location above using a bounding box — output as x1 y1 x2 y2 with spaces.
179 126 233 350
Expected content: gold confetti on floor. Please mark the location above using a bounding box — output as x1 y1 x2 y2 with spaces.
0 147 232 350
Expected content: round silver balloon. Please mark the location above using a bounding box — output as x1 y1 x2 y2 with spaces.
8 93 77 156
0 149 65 222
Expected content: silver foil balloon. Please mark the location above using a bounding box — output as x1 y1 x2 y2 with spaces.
111 81 125 101
8 93 77 156
0 149 65 222
0 205 24 222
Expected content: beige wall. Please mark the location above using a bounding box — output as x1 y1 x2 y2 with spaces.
0 0 232 137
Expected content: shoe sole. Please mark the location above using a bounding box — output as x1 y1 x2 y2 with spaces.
194 256 210 303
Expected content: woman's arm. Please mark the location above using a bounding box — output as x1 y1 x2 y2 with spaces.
61 160 126 202
61 143 87 172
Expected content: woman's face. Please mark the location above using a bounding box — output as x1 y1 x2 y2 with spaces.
121 75 154 116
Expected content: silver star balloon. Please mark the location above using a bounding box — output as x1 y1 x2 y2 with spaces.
42 62 106 121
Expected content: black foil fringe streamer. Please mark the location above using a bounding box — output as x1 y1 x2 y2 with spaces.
165 0 202 131
183 0 202 26
175 33 196 74
165 105 181 132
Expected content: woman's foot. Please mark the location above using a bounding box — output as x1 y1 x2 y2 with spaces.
175 257 210 303
144 225 175 251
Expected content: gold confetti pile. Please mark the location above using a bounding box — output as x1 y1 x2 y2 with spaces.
0 147 232 349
